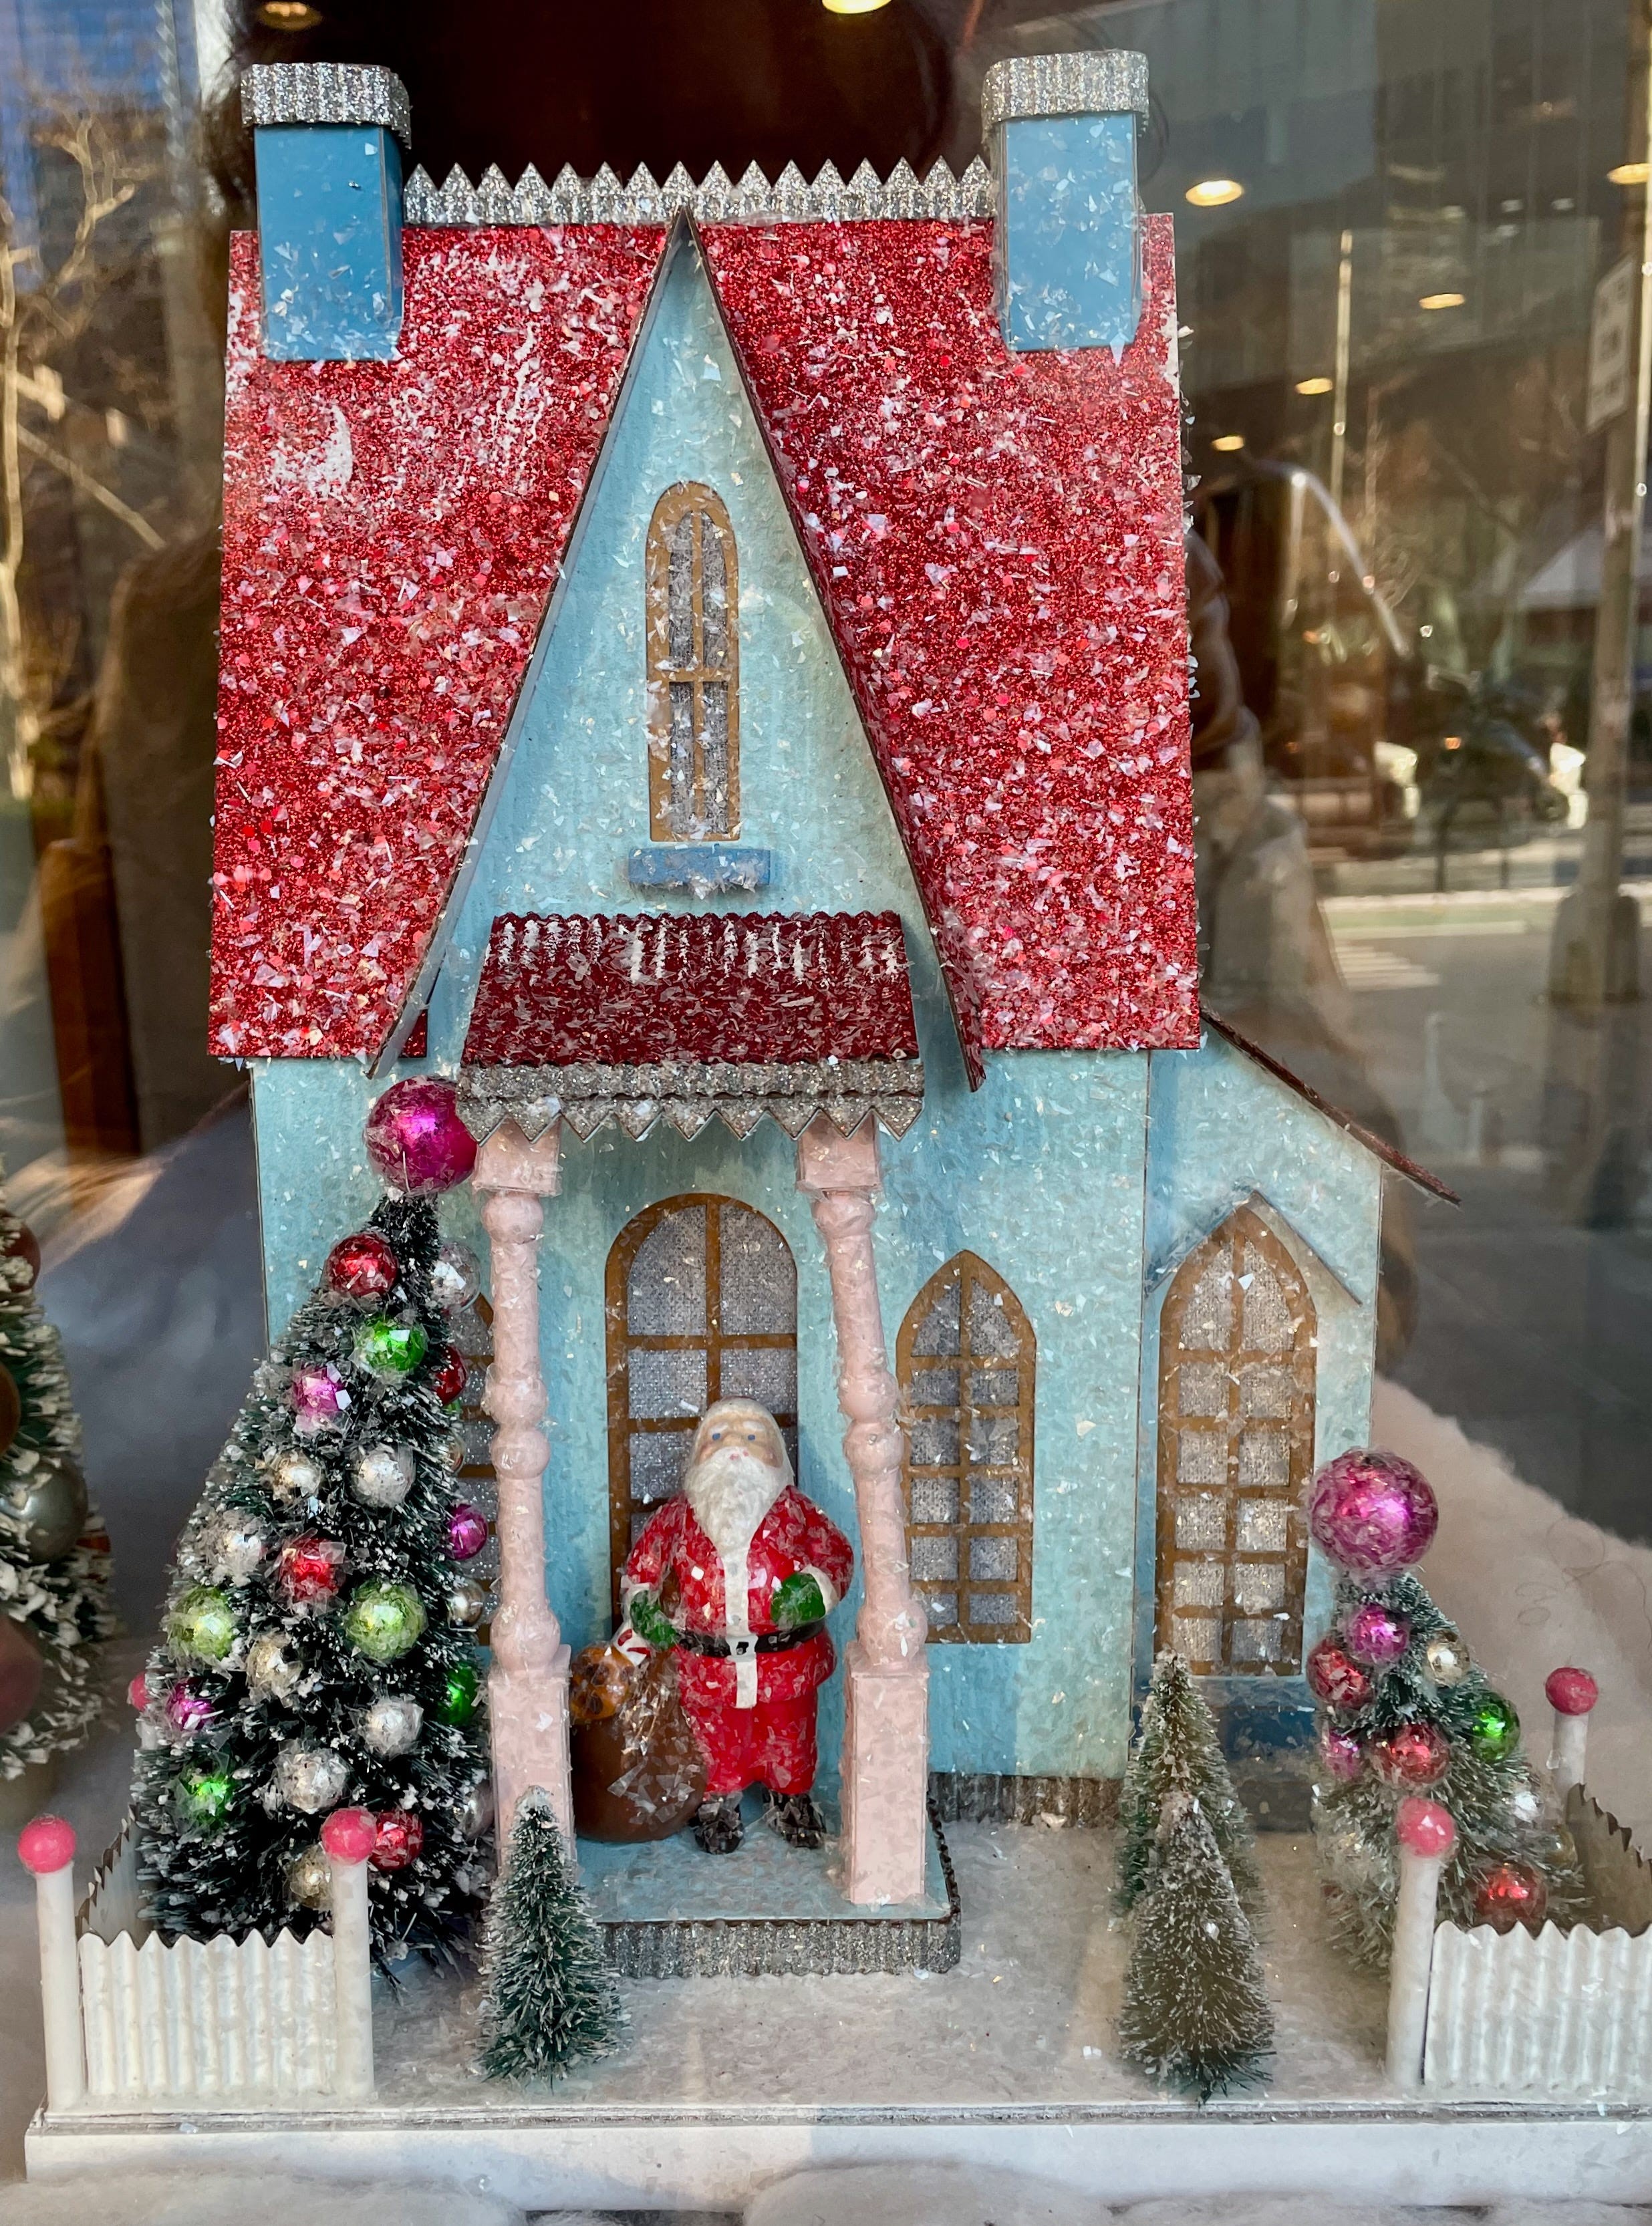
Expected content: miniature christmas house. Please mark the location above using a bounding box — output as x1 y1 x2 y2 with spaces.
215 54 1446 1927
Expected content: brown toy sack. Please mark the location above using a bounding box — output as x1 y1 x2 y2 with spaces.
570 1636 706 1844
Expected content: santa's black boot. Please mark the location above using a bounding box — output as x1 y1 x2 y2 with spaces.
767 1792 826 1848
692 1794 744 1853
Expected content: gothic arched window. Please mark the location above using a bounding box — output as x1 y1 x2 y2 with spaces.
645 483 739 840
898 1252 1035 1644
1155 1205 1315 1678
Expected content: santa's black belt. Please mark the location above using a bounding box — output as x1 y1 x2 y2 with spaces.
672 1621 824 1657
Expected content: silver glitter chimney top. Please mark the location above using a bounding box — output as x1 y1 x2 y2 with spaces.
242 62 411 149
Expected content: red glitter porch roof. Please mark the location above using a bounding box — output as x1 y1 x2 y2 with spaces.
211 215 1198 1066
461 912 920 1070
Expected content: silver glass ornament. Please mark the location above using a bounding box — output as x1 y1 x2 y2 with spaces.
446 1576 489 1629
9 1456 88 1562
246 1630 303 1701
430 1240 480 1314
287 1842 333 1909
266 1447 322 1504
436 1431 467 1474
352 1442 416 1508
459 1776 495 1838
359 1693 423 1756
271 1740 349 1814
202 1510 269 1585
1425 1631 1471 1686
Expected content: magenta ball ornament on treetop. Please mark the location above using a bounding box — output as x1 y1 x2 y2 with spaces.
1318 1722 1365 1782
1306 1635 1375 1711
1371 1720 1451 1790
448 1503 487 1561
325 1231 398 1300
1309 1449 1438 1578
1396 1796 1456 1859
364 1079 476 1197
1546 1665 1599 1717
1343 1599 1411 1667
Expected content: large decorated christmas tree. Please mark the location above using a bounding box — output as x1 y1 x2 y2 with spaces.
133 1081 494 1962
1308 1448 1585 1965
1 1163 116 1781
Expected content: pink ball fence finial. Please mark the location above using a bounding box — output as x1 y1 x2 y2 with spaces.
321 1806 378 1864
1396 1796 1456 1860
127 1673 148 1712
18 1815 77 1875
1546 1666 1599 1717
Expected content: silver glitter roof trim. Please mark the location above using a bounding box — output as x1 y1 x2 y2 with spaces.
459 1057 925 1145
242 62 411 147
402 156 993 227
980 51 1149 131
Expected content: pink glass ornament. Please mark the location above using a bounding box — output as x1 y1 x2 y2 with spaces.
1343 1600 1411 1667
1309 1449 1438 1578
1545 1665 1599 1717
364 1079 476 1198
1371 1720 1451 1790
1396 1796 1456 1858
1319 1723 1365 1782
165 1682 217 1735
290 1362 348 1431
1306 1635 1375 1711
320 1806 378 1863
448 1502 487 1561
17 1814 76 1874
127 1673 148 1711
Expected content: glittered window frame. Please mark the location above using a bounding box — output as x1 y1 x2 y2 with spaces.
645 483 740 841
1155 1205 1314 1679
897 1252 1035 1645
605 1193 797 1616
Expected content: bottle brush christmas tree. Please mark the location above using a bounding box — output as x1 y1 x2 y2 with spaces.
133 1081 494 1962
1117 1649 1260 1916
1308 1447 1586 1967
1118 1790 1274 2100
0 1163 116 1780
477 1788 622 2082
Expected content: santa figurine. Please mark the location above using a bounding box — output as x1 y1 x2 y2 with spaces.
622 1397 853 1854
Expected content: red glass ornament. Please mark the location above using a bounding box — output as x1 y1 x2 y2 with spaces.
279 1535 346 1605
325 1232 398 1299
1474 1860 1547 1933
448 1503 488 1561
431 1346 468 1405
1309 1449 1438 1578
370 1809 425 1871
364 1079 476 1197
1306 1636 1374 1711
0 1363 19 1458
1396 1796 1456 1858
1544 1665 1599 1717
1371 1720 1451 1790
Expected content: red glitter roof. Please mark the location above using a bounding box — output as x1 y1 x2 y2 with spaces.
212 216 1197 1068
462 911 920 1070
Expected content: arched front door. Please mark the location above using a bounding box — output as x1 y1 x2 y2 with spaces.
1155 1204 1315 1680
605 1193 798 1615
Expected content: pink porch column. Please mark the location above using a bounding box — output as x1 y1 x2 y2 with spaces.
472 1119 573 1849
797 1113 930 1906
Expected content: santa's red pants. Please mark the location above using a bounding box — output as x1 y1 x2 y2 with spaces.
679 1685 819 1798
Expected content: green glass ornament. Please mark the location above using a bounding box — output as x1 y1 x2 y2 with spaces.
169 1584 236 1663
354 1315 428 1379
176 1765 233 1829
440 1657 479 1726
1468 1691 1520 1762
342 1580 426 1663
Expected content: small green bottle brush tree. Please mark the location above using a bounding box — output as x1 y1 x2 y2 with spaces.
476 1788 622 2082
133 1081 495 1963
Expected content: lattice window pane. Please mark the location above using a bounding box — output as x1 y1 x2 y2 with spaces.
628 1347 708 1421
1174 1560 1225 1607
971 1369 1019 1406
1177 1431 1226 1486
1235 1498 1290 1553
1232 1617 1286 1662
969 1476 1018 1524
719 1206 795 1335
969 1282 1021 1358
968 1415 1020 1466
1241 1262 1293 1353
1174 1493 1226 1549
969 1536 1017 1581
912 1278 961 1357
1238 1431 1290 1487
666 515 695 664
910 1534 958 1582
911 1367 960 1407
1240 1365 1294 1419
628 1206 706 1335
910 1475 960 1525
1232 1562 1286 1614
1175 1613 1222 1666
968 1592 1020 1627
926 1590 958 1628
629 1429 692 1506
1178 1361 1228 1417
1182 1258 1232 1349
719 1346 797 1413
909 1417 960 1467
648 484 740 841
700 515 729 665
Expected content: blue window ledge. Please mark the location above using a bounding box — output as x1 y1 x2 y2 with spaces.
628 845 772 893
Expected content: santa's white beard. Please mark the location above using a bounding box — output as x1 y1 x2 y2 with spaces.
683 1442 787 1561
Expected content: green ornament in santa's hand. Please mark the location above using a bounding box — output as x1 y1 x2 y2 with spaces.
169 1584 235 1662
354 1315 428 1379
1468 1691 1520 1761
343 1580 426 1662
627 1590 676 1651
772 1571 826 1629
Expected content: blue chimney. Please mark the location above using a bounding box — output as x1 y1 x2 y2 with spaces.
242 63 410 362
982 52 1150 355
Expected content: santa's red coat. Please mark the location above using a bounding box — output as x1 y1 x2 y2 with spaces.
622 1486 854 1711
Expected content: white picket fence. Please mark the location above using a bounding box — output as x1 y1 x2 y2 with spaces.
1420 1790 1652 2096
30 1818 373 2112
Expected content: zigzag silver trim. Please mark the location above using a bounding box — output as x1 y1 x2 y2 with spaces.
401 155 993 227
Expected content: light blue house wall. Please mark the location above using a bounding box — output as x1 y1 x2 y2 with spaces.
250 233 1379 1790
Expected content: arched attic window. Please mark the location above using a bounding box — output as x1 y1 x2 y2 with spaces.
646 483 740 840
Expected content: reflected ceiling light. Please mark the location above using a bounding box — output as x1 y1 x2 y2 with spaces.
1295 376 1334 395
1211 433 1246 452
1609 160 1651 186
257 0 323 22
1186 178 1245 208
823 0 892 11
1419 291 1466 310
